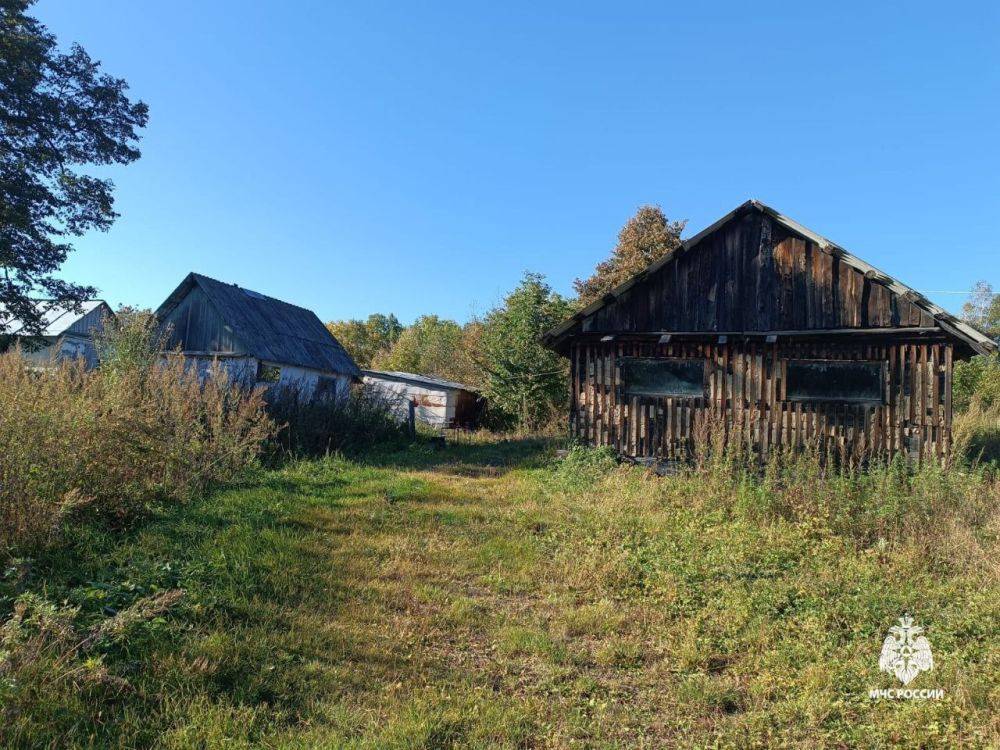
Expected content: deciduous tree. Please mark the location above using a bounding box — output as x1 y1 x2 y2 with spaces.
478 272 572 430
574 205 684 307
0 0 147 334
326 313 403 368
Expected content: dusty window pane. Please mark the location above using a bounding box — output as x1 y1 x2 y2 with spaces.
786 360 884 403
257 363 281 383
622 358 704 397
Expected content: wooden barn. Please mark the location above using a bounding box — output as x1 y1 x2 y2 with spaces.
2 300 113 369
155 272 360 399
543 200 996 464
362 369 484 428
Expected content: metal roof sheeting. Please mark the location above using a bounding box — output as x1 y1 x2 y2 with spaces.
155 273 361 378
2 300 111 337
362 369 479 393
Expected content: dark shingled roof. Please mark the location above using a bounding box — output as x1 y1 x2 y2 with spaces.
155 273 360 378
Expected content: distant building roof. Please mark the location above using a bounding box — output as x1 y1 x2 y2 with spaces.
2 300 111 337
362 369 479 393
155 272 361 378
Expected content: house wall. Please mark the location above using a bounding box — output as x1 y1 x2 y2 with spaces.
570 338 954 464
582 211 936 336
362 376 456 427
168 355 351 401
19 334 100 369
160 285 244 354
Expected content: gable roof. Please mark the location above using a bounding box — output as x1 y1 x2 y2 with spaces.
155 273 360 378
2 300 112 337
543 200 997 356
362 369 479 393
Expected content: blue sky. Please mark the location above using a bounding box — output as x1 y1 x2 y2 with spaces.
36 1 999 324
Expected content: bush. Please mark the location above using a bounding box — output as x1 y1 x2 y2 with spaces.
953 354 1000 412
0 351 274 559
954 396 1000 465
266 382 409 457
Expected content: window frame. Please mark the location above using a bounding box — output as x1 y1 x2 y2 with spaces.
784 358 886 405
256 361 282 384
619 356 706 399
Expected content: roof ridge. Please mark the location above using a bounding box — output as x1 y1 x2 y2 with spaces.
541 200 996 355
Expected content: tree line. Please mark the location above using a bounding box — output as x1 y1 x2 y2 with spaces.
328 206 685 430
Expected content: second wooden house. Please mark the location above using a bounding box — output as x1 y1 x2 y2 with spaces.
543 200 996 464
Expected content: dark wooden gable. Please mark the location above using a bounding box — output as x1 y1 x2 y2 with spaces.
582 206 935 335
545 201 995 357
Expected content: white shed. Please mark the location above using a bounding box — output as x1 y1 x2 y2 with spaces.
362 370 484 428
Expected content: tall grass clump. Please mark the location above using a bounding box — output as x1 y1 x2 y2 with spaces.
954 395 1000 466
0 319 274 559
267 382 409 457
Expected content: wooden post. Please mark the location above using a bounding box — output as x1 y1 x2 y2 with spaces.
408 399 416 438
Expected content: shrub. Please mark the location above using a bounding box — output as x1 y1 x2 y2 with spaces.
953 354 1000 412
0 351 274 559
266 382 409 457
954 395 1000 465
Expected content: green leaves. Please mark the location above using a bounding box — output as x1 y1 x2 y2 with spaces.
1 0 147 335
479 272 572 430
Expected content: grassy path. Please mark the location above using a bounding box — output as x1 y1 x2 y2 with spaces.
7 440 999 748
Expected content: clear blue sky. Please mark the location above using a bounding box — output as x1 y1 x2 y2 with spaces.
36 0 999 324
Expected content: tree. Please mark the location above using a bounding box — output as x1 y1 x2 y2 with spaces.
373 315 480 386
953 281 1000 411
478 272 573 430
0 0 147 335
574 205 685 307
326 313 403 368
961 281 1000 340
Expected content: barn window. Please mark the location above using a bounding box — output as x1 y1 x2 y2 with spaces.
785 360 885 404
315 376 339 400
257 362 281 383
621 358 704 398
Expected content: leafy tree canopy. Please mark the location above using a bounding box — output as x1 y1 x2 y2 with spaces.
326 313 403 369
372 314 480 386
0 0 147 334
478 272 572 430
574 205 685 307
961 281 1000 341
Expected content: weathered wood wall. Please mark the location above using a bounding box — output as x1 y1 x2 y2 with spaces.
570 338 954 464
582 212 936 335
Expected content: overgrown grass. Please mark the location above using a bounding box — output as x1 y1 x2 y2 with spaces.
266 383 409 459
0 351 273 558
2 439 997 748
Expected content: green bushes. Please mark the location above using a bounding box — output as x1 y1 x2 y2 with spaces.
266 382 409 457
0 352 274 559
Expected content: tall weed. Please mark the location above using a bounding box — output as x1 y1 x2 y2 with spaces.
0 352 274 558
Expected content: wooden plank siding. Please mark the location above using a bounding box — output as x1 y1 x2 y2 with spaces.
549 202 996 464
582 214 931 336
569 339 954 464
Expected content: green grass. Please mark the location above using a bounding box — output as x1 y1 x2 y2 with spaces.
2 439 998 748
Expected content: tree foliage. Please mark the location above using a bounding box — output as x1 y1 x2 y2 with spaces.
961 281 1000 341
954 281 1000 412
478 272 572 430
574 205 684 307
0 0 147 334
372 314 480 386
326 313 403 368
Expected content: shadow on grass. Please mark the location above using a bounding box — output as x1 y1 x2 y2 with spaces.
361 436 559 475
